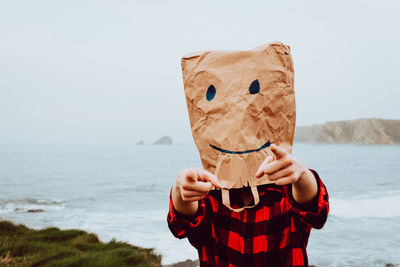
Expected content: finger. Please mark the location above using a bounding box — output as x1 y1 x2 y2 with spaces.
270 144 288 160
181 190 207 198
181 168 199 183
274 176 297 186
256 156 274 178
268 167 294 181
198 169 222 188
181 195 205 202
182 181 212 193
256 156 273 174
263 157 292 174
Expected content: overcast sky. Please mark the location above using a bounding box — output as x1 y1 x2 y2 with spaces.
1 0 399 145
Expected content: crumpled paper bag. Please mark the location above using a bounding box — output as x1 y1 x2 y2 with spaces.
181 42 296 211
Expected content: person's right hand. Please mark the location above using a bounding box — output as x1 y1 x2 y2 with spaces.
175 167 222 202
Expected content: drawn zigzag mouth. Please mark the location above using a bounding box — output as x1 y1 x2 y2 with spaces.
209 141 271 154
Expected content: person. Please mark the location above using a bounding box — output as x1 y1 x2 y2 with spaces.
167 144 329 267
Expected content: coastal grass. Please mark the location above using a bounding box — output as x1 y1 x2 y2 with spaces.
0 220 162 266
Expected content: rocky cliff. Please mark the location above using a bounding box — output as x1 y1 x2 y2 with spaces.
294 118 400 144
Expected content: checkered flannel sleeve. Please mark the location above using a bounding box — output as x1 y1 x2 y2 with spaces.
167 191 207 239
286 169 329 229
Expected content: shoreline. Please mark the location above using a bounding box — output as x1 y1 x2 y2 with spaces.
0 219 196 267
0 220 161 266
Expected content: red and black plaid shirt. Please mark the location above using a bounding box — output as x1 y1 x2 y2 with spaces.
167 170 329 267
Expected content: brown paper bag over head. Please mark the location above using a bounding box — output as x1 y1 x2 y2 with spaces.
181 42 296 211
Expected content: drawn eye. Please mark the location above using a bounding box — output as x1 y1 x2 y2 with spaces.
249 79 260 94
206 85 216 101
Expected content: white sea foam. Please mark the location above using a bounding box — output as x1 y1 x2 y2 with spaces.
330 193 400 218
0 198 65 214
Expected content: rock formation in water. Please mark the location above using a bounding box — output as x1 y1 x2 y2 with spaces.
164 259 199 267
153 136 173 145
27 209 44 213
294 118 400 144
136 140 145 145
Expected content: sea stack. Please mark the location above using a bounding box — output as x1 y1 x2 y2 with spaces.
153 136 173 145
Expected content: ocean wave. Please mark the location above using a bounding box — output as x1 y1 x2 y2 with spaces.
330 193 400 218
0 197 66 214
104 183 164 195
133 183 163 193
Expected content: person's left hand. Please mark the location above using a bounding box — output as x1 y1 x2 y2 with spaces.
255 144 307 186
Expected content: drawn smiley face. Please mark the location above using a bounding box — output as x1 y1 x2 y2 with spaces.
205 79 271 154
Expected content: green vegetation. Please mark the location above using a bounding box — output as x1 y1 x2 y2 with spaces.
0 220 162 266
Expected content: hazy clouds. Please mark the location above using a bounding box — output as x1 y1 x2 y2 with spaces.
1 0 399 144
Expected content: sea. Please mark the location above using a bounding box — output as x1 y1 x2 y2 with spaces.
0 143 399 267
